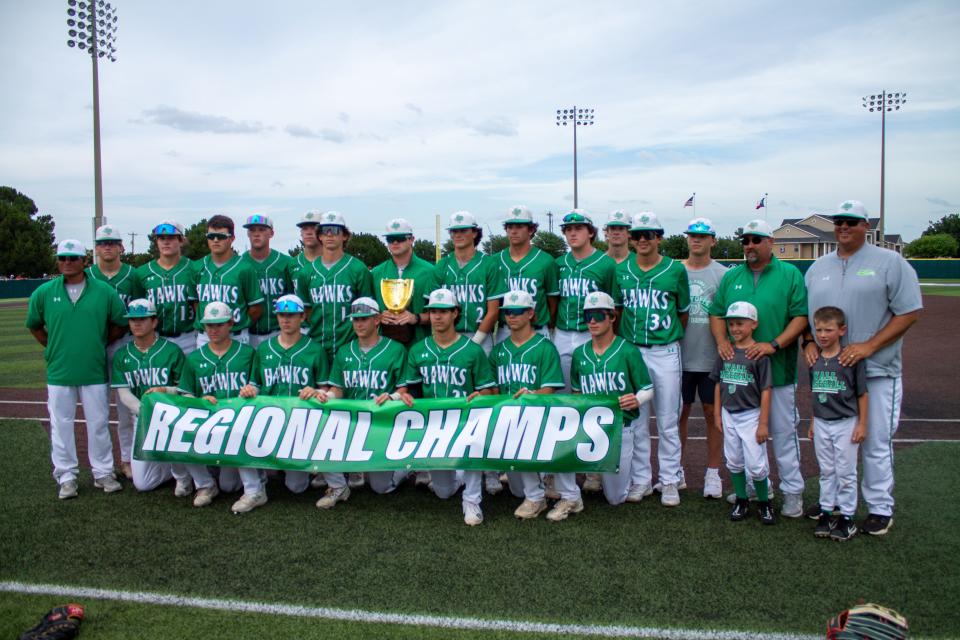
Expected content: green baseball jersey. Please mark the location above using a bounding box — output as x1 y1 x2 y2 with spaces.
86 263 144 308
296 253 374 356
613 256 691 346
136 257 198 336
250 335 328 396
194 254 264 333
570 336 653 422
405 334 496 398
288 252 315 285
488 333 564 394
110 338 185 398
555 250 617 331
371 255 434 344
326 336 410 400
708 257 808 386
241 249 294 335
178 340 255 400
429 251 507 334
25 276 127 386
495 247 559 327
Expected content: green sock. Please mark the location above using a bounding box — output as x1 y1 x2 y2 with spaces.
731 472 747 499
753 478 769 502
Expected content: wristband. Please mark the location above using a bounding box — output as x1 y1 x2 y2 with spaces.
471 330 488 345
389 392 401 401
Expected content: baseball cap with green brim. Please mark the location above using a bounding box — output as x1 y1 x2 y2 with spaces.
724 301 758 322
685 217 716 236
274 294 305 314
201 301 234 324
741 219 773 238
582 291 616 311
833 200 869 221
447 211 479 230
630 212 664 232
384 218 414 236
348 297 380 318
501 290 535 310
503 206 535 225
124 298 157 319
560 209 594 228
95 225 123 242
425 288 459 309
56 239 86 257
243 214 274 229
297 210 323 227
604 210 631 227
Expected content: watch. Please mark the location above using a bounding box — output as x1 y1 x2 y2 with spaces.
770 339 781 352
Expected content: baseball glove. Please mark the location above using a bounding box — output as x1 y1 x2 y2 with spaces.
826 602 908 639
19 604 84 640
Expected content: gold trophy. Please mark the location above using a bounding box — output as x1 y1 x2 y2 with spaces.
380 278 415 344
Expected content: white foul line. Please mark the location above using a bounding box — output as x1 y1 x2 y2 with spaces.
0 580 821 640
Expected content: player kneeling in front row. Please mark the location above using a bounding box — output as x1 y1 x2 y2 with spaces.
489 290 565 520
569 293 654 512
111 299 190 493
808 306 868 542
178 302 264 513
314 297 412 507
712 302 775 525
239 295 328 498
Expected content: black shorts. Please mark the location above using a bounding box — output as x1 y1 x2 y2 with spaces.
681 371 716 405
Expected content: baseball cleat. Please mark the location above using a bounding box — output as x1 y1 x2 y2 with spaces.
544 474 560 500
414 471 431 488
348 473 365 489
582 474 602 493
309 474 327 490
861 514 893 536
483 471 503 495
758 501 777 525
703 472 723 499
192 485 219 508
830 516 858 541
231 491 268 514
730 499 749 521
463 502 483 526
58 481 78 500
546 498 584 522
660 483 681 507
94 474 123 493
626 484 653 503
781 493 803 518
514 499 548 520
174 478 194 498
814 513 838 538
316 486 351 510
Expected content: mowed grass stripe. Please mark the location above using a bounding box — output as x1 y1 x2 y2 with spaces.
0 305 50 388
1 421 958 636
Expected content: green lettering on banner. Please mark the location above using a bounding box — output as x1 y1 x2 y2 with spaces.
135 394 623 473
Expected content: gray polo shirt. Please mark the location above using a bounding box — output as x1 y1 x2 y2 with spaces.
680 260 728 372
805 244 922 378
710 349 772 413
810 355 867 421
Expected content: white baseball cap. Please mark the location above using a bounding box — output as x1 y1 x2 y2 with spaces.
348 297 381 318
56 239 86 257
95 225 122 242
447 211 479 230
273 294 306 314
503 205 535 225
724 301 758 321
201 301 234 324
319 211 347 227
243 214 274 229
605 210 631 228
501 290 535 310
152 220 184 237
298 210 324 227
630 212 663 232
425 288 459 309
741 219 773 238
384 218 414 236
124 298 157 319
560 209 594 228
583 291 616 311
834 200 869 221
685 217 717 236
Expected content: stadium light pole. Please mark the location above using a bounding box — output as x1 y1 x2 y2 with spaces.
862 90 905 249
556 107 595 209
67 0 118 242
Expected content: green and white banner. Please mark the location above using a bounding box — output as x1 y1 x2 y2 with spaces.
135 394 623 472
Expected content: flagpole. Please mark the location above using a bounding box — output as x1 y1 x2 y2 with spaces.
764 192 768 221
693 192 696 217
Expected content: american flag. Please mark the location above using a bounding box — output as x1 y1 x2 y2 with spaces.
755 197 766 210
683 195 695 207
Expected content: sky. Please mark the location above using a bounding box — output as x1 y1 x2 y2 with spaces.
1 0 959 253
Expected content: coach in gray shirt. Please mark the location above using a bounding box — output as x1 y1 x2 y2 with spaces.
803 200 922 536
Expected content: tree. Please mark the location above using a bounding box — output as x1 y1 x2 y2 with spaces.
345 232 389 268
288 244 302 258
904 233 958 258
713 236 744 260
413 239 437 263
0 186 55 277
923 214 960 257
482 234 509 256
121 252 153 268
593 239 608 253
659 234 689 259
441 238 454 258
532 231 567 258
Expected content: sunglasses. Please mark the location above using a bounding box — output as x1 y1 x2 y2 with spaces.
96 240 122 247
385 234 412 244
319 225 343 236
503 308 529 317
350 305 378 316
740 236 765 246
274 300 304 314
630 230 660 241
57 256 82 262
584 310 611 323
152 223 180 236
562 213 589 224
206 232 231 241
833 218 862 228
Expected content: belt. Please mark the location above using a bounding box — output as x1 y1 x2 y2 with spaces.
160 331 182 338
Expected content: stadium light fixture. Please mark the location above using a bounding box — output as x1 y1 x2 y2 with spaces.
861 90 906 249
555 106 595 209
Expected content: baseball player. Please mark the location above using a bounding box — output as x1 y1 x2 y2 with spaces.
807 306 868 542
178 301 262 513
88 224 145 480
613 212 690 507
194 214 264 348
488 290 565 520
26 239 127 499
402 288 498 525
135 220 199 355
314 297 412 503
238 294 328 497
371 218 433 346
110 298 189 493
493 206 559 345
570 292 654 511
710 301 774 525
603 210 633 265
679 218 728 499
241 214 293 349
289 211 323 286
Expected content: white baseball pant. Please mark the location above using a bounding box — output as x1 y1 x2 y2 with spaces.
197 328 249 349
47 384 114 485
429 470 478 504
507 472 545 502
130 459 173 492
318 472 347 490
183 464 216 490
107 337 135 464
248 331 279 349
553 472 581 502
554 329 591 391
722 407 769 480
602 422 638 505
632 342 683 487
218 467 266 495
368 471 408 494
769 384 804 495
494 325 550 345
284 471 310 494
862 376 901 517
813 416 860 517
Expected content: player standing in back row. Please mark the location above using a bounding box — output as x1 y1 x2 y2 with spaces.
241 214 293 349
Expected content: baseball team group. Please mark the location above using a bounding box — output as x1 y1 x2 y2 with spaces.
25 200 922 536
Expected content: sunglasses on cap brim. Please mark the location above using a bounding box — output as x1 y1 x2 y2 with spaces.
152 224 181 236
562 213 589 225
349 305 379 316
503 308 531 316
274 301 304 314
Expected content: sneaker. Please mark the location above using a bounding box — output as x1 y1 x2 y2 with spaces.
414 471 431 488
805 503 822 520
582 473 602 493
310 474 327 489
231 491 268 514
348 473 365 489
660 483 681 507
758 501 777 525
830 516 858 541
316 485 351 510
484 472 503 496
677 469 687 490
781 493 803 518
544 475 560 500
814 513 837 538
626 484 653 503
94 474 123 493
120 461 133 480
463 502 483 526
58 481 78 500
514 499 547 520
174 478 194 498
546 498 584 522
730 499 749 521
861 513 893 536
193 484 219 507
703 472 722 499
